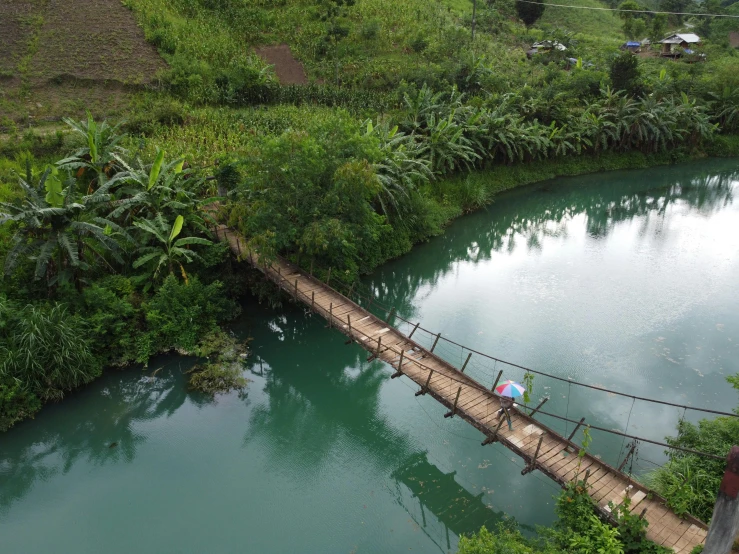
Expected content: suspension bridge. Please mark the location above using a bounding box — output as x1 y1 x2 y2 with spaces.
214 224 721 554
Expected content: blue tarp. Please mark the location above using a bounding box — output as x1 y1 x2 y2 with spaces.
626 41 641 47
684 48 694 54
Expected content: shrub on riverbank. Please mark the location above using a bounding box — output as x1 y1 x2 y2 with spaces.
645 374 739 523
459 481 670 554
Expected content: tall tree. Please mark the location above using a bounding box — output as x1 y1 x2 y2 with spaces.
516 0 545 28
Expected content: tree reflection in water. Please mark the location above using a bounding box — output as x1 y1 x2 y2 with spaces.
243 307 506 540
366 163 737 319
0 356 212 514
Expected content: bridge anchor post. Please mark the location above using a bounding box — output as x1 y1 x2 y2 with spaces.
617 442 637 472
344 315 353 345
528 397 549 417
491 370 503 392
563 417 586 454
481 417 507 445
408 322 420 339
386 307 396 323
391 350 404 379
430 333 441 353
461 353 472 373
367 336 382 362
522 433 546 475
444 387 462 418
415 370 434 397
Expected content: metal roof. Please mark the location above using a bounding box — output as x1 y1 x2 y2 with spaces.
660 33 700 44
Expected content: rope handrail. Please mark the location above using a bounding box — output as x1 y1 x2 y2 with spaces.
256 255 729 463
531 407 726 461
212 226 732 464
324 277 739 419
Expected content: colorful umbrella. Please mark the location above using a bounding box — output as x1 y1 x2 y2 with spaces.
495 380 525 398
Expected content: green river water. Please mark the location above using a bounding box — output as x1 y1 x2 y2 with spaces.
1 159 738 553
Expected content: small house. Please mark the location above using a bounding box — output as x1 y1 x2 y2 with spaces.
659 33 700 57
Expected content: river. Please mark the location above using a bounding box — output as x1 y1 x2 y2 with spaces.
1 159 738 553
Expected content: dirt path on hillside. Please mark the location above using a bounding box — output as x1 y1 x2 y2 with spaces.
254 44 308 85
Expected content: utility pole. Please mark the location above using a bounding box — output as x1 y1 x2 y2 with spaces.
704 446 739 554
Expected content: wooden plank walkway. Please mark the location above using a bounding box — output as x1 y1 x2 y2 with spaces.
215 225 708 553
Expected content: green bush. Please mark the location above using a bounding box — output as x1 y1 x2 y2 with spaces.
141 276 238 361
0 298 102 401
0 378 42 432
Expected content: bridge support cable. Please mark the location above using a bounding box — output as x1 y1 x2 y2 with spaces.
213 229 716 553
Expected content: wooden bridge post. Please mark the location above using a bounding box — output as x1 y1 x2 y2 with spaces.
444 387 462 418
617 442 637 472
491 370 503 392
415 370 434 397
328 303 333 329
326 267 332 286
391 350 404 379
408 322 420 339
348 282 354 299
386 307 396 323
528 397 549 417
567 417 586 443
482 416 507 445
294 279 298 300
430 333 441 353
309 259 314 276
376 336 382 357
522 433 546 475
582 468 591 485
311 291 315 309
705 447 739 554
346 314 352 341
461 353 472 373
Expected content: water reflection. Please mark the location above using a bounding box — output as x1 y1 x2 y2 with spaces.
391 451 508 551
367 163 737 316
0 356 207 514
242 307 505 537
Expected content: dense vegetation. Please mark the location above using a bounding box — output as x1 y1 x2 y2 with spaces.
645 375 739 523
459 479 671 554
2 0 739 548
0 116 243 431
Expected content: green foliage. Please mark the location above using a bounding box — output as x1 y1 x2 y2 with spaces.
646 374 739 523
0 378 42 432
458 483 668 554
610 52 642 95
141 275 238 360
458 524 560 553
0 297 102 401
187 329 249 395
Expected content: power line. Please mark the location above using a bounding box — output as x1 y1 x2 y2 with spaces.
517 0 739 18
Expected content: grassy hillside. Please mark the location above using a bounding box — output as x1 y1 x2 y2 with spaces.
539 0 623 41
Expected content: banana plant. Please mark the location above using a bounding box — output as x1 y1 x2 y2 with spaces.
56 112 126 189
132 214 212 285
1 166 125 287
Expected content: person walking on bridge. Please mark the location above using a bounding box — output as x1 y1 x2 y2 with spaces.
495 380 525 431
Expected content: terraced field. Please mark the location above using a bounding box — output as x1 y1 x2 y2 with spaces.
0 0 165 124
